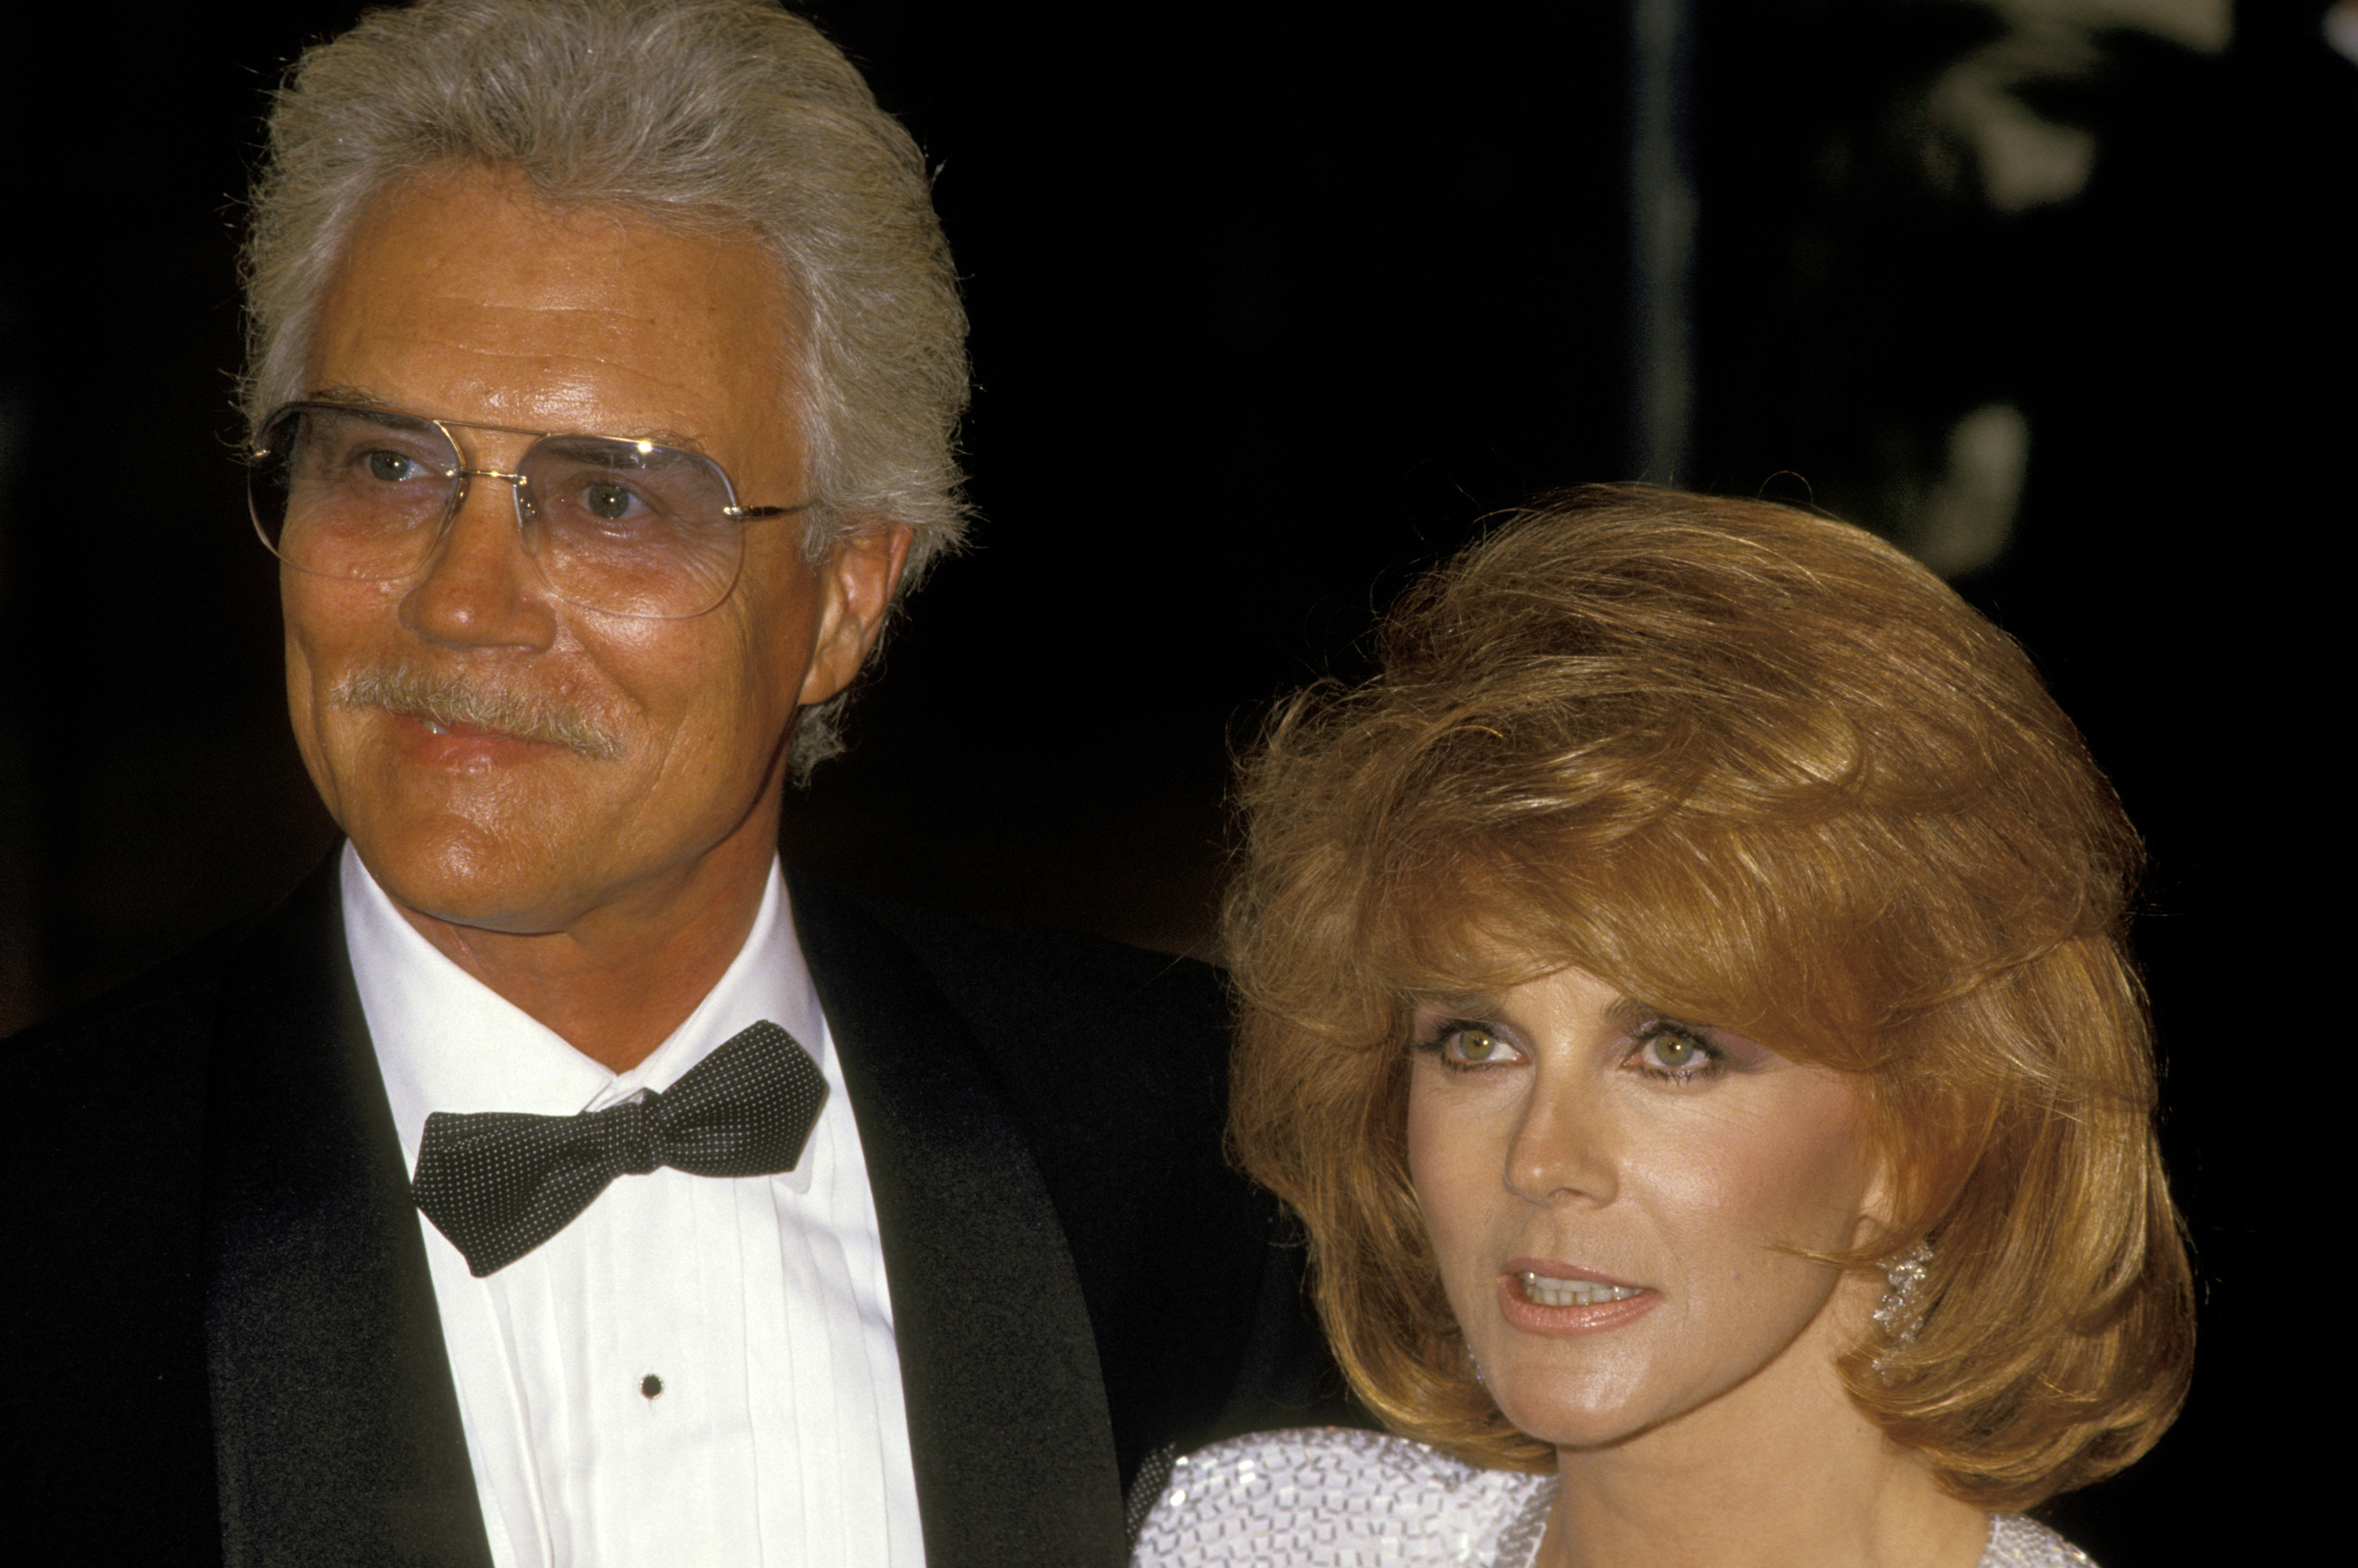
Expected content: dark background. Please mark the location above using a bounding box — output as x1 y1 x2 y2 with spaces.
2 1 2343 1556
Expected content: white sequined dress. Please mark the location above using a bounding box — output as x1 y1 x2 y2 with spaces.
1131 1429 2097 1568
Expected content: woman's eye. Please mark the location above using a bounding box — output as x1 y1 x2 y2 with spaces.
1450 1026 1504 1063
1420 1021 1522 1070
1631 1023 1721 1081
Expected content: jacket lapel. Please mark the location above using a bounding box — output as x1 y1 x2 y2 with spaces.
200 857 1126 1565
202 861 492 1568
792 870 1128 1567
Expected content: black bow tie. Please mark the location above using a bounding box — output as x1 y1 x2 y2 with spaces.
412 1019 827 1277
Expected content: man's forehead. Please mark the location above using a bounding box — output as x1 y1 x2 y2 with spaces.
299 380 722 455
330 185 781 323
306 167 798 470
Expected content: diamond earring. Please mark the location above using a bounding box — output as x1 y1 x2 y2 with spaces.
1871 1240 1934 1375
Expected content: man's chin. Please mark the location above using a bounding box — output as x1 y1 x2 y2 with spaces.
348 824 590 942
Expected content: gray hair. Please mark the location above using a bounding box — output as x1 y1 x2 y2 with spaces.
243 0 970 772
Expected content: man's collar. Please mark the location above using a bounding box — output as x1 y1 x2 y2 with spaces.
342 842 829 1190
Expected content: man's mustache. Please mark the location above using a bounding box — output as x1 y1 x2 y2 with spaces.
336 666 626 760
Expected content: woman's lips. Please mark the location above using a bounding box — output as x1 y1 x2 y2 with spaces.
1518 1272 1645 1309
1496 1261 1659 1335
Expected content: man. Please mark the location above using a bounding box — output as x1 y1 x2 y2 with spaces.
0 3 1332 1563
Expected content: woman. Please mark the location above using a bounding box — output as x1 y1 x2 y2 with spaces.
1135 489 2192 1566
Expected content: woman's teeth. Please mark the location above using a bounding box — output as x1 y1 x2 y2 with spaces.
1521 1272 1643 1308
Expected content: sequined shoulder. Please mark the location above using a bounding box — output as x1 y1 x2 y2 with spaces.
1981 1513 2099 1568
1131 1427 1556 1567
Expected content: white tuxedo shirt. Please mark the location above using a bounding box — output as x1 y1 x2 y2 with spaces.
344 845 924 1567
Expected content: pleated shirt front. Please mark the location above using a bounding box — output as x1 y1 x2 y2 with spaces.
345 846 924 1568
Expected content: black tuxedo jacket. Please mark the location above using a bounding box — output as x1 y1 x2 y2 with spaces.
2 859 1338 1566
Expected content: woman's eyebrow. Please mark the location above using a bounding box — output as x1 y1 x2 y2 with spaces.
1603 994 1670 1031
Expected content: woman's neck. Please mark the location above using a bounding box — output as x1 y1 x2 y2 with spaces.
1535 1332 1988 1568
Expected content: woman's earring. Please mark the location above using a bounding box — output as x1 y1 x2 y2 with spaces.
1871 1240 1934 1375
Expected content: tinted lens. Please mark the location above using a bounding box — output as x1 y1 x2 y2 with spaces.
522 437 745 618
246 405 758 618
250 405 459 580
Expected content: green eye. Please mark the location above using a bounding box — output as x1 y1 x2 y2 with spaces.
1452 1027 1503 1062
365 450 421 483
583 481 638 520
1415 1016 1524 1071
1632 1023 1721 1081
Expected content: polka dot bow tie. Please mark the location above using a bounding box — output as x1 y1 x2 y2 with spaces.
412 1020 827 1277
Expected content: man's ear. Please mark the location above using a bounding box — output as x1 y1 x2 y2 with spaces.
799 521 914 707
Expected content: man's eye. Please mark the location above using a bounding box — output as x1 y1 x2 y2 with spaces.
580 480 646 521
363 449 426 483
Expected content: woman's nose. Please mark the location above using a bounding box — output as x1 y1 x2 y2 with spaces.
1504 1084 1619 1207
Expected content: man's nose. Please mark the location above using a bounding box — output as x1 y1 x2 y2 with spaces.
1503 1083 1620 1208
398 475 560 651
